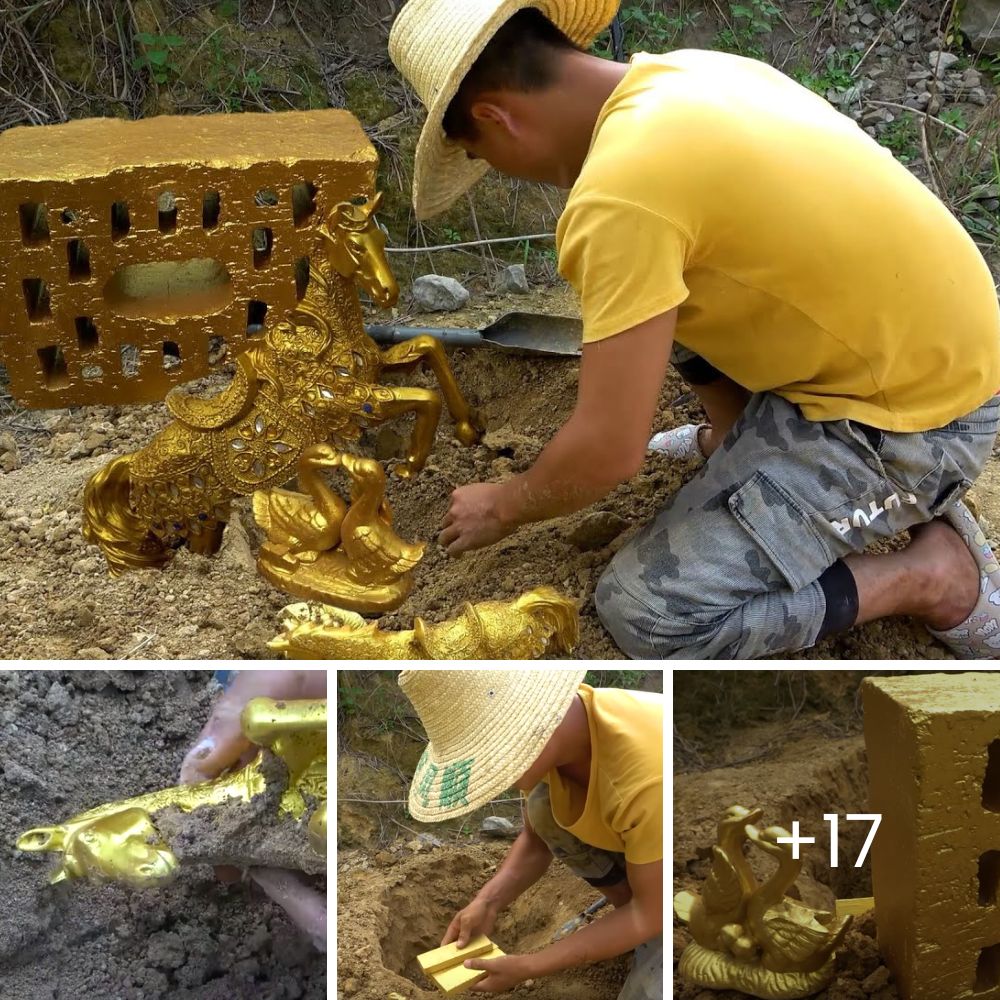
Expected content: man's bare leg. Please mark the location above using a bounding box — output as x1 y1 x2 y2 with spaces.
689 376 752 457
843 520 979 630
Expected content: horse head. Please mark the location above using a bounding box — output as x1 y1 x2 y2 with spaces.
321 193 399 310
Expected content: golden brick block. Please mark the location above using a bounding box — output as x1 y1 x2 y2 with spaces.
0 109 376 407
415 937 506 996
863 673 1000 1000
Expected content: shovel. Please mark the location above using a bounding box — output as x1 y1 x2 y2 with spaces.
365 312 582 358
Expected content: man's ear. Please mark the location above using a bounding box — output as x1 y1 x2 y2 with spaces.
469 98 517 138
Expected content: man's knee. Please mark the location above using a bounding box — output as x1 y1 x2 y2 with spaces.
595 560 725 659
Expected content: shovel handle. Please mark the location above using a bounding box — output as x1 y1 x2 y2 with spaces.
365 324 483 348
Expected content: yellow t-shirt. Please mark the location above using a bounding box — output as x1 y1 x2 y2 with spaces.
543 684 663 865
556 49 1000 432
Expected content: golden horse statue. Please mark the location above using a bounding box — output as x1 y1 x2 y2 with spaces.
16 697 326 887
674 806 853 999
268 587 580 659
82 193 481 575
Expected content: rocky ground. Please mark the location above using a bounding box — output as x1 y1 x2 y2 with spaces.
0 670 326 1000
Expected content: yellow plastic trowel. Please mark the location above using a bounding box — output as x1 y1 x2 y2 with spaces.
416 935 506 996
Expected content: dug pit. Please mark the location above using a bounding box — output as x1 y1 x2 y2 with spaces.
338 844 631 1000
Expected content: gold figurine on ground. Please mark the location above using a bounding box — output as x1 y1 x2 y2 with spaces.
16 697 326 887
254 442 425 612
268 587 580 659
674 806 852 1000
82 194 481 575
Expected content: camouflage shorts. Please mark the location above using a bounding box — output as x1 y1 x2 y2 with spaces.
526 784 662 1000
596 390 1000 659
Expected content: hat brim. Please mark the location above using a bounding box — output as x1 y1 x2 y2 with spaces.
409 1 621 220
406 669 587 821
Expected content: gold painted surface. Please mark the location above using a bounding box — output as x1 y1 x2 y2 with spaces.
15 697 326 887
673 806 851 999
254 444 425 613
268 587 580 659
863 673 1000 1000
834 897 874 921
82 194 481 575
0 110 375 406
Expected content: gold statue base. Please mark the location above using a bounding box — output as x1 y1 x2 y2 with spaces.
679 944 835 1000
257 544 413 612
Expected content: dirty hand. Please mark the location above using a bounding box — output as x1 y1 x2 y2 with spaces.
178 670 328 949
441 897 499 948
439 483 515 556
467 954 534 993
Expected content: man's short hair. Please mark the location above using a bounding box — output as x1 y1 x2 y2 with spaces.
442 8 580 141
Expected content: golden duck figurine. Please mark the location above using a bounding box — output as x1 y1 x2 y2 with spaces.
268 586 580 659
16 697 326 887
255 444 423 613
675 807 853 1000
674 805 762 959
745 824 852 975
252 444 348 565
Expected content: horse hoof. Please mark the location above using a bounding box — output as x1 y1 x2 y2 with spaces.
455 420 481 446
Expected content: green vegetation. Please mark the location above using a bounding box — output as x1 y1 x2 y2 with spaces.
879 112 920 164
716 0 781 60
584 670 656 691
591 1 700 57
133 32 184 86
793 49 861 96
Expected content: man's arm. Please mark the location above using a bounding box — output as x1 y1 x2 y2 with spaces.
467 858 663 992
441 815 553 947
440 308 677 555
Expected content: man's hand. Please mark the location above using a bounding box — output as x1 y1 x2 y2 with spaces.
439 482 515 556
467 953 535 993
440 896 500 948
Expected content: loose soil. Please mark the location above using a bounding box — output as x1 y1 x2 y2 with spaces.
337 843 629 1000
1 284 991 659
673 673 897 1000
0 670 325 1000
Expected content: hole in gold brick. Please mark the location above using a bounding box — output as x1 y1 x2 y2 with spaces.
255 188 279 207
980 852 1000 906
22 278 51 321
104 259 233 320
975 943 1000 992
208 335 228 365
75 316 99 352
162 341 181 370
984 740 1000 812
19 203 50 244
203 191 221 228
253 227 273 269
81 364 104 381
292 181 317 227
119 344 139 379
67 239 91 281
247 301 267 336
37 345 68 389
111 201 131 240
295 256 311 300
60 208 78 225
158 191 178 233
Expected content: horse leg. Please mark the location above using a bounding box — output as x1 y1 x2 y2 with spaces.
187 520 225 555
378 335 482 445
375 386 442 479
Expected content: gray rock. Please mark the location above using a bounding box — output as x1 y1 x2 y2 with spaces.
860 10 878 26
928 50 960 77
498 263 529 295
412 274 470 312
963 67 984 88
480 816 520 839
962 0 1000 55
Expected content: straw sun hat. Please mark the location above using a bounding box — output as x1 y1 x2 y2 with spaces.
399 669 587 821
388 0 620 219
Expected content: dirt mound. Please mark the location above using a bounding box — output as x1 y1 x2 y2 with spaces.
0 670 325 1000
338 844 630 1000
